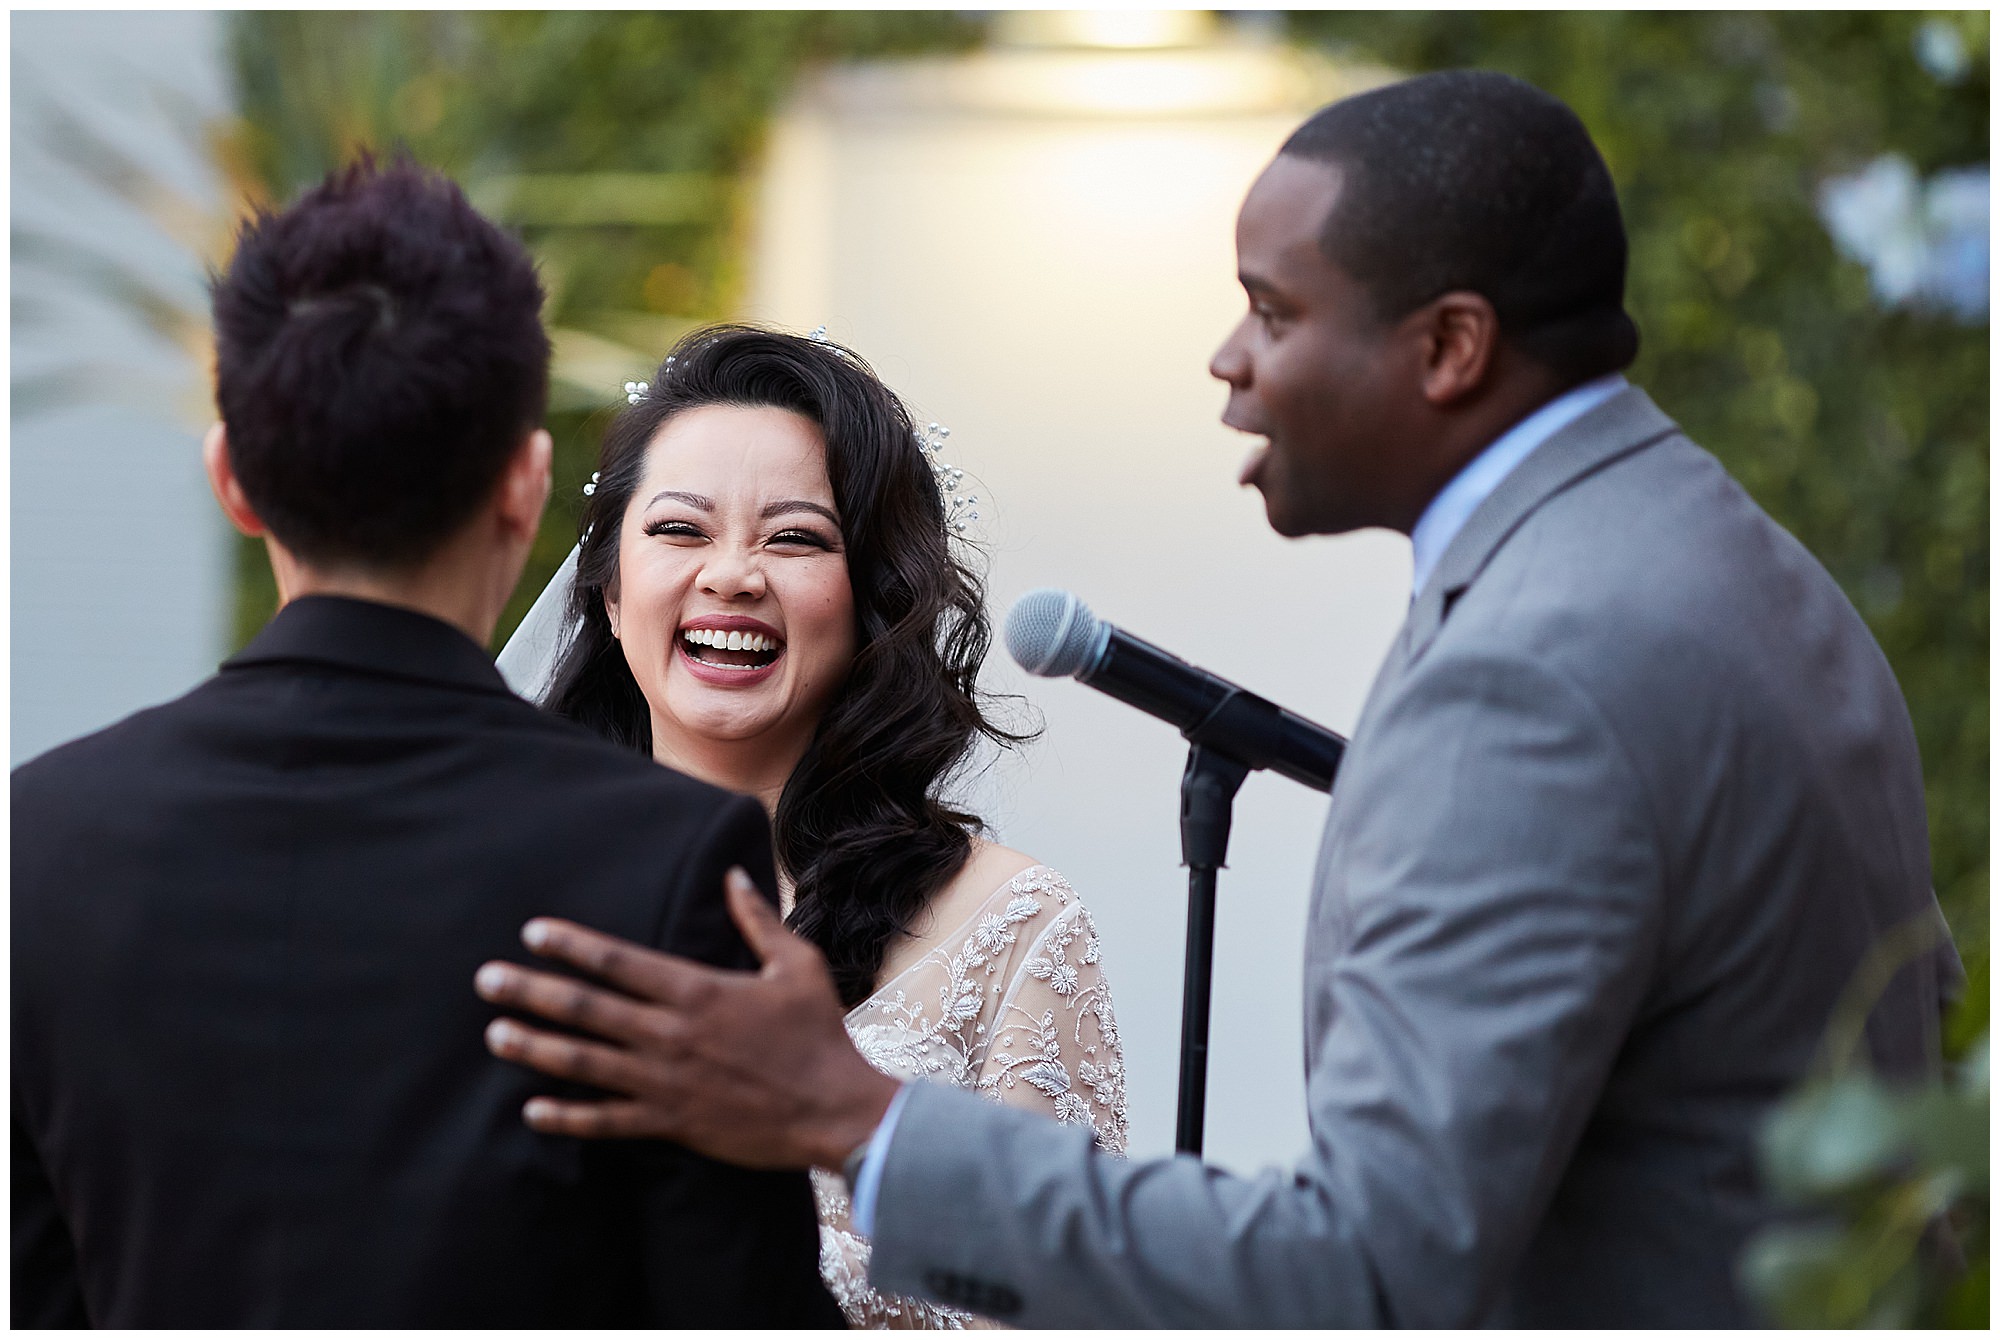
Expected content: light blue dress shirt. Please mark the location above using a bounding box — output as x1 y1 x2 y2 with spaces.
848 1081 910 1237
854 373 1631 1238
1408 373 1628 600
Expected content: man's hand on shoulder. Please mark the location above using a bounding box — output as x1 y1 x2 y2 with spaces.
475 869 899 1171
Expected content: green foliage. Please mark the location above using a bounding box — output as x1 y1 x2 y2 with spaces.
221 10 980 653
1289 4 1989 1051
1736 917 1989 1325
1742 1027 1988 1326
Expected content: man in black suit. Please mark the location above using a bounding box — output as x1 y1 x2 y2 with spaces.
11 157 839 1327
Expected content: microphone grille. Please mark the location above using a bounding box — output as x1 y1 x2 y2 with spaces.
1004 589 1104 678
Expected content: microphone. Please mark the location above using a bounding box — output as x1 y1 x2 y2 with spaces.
1004 588 1346 793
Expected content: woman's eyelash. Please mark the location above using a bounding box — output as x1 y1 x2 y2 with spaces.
638 518 837 549
643 518 702 538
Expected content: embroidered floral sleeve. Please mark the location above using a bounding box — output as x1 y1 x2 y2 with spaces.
810 865 1129 1328
968 876 1128 1154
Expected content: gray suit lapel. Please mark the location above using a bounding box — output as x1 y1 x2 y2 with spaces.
1320 390 1682 984
1402 386 1682 664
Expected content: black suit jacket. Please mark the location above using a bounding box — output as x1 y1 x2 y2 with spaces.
11 595 841 1328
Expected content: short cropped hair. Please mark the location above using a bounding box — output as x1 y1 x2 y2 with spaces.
211 154 550 568
1282 70 1639 384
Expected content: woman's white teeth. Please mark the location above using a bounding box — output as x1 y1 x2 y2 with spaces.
682 628 777 652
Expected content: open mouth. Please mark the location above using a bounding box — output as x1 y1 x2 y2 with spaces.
679 626 782 670
1237 436 1272 487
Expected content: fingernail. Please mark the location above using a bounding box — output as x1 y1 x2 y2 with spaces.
524 1098 555 1125
725 866 752 891
475 964 509 997
523 920 550 950
486 1019 519 1051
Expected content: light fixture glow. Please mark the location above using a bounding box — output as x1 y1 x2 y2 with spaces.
994 10 1216 52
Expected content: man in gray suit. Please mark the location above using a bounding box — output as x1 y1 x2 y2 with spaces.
473 71 1958 1326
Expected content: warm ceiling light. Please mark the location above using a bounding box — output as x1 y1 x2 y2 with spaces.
994 10 1218 51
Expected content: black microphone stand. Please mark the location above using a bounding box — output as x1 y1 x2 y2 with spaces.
1172 688 1340 1156
1013 596 1347 1155
1176 740 1248 1155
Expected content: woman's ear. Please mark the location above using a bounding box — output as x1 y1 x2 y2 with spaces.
203 423 267 537
602 587 621 641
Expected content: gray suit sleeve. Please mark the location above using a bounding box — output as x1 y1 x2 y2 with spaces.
867 648 1664 1327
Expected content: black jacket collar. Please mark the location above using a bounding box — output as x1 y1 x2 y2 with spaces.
223 595 513 697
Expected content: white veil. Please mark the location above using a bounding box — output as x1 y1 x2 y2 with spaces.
495 542 582 703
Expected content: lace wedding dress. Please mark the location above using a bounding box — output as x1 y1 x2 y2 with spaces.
813 865 1128 1329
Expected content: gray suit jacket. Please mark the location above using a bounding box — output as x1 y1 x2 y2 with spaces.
867 387 1957 1327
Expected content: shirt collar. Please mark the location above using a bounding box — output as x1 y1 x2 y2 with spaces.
1408 373 1629 601
224 593 514 697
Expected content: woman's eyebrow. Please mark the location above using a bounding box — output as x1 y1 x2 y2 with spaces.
646 490 713 510
761 499 841 526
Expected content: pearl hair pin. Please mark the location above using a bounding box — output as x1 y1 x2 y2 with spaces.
603 330 980 535
802 327 977 534
918 422 979 534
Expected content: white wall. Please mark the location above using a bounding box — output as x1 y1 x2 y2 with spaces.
747 36 1412 1172
11 11 234 765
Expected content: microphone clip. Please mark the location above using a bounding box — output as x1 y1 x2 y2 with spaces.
1176 687 1290 869
1180 740 1250 872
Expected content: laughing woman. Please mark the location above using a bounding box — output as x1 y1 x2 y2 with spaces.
505 325 1127 1328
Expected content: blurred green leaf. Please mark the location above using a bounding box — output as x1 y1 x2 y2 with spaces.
1739 1221 1932 1328
470 172 727 227
1761 1074 1913 1200
1945 944 1989 1059
1939 1255 1990 1327
1746 1028 1988 1325
1908 1083 1989 1189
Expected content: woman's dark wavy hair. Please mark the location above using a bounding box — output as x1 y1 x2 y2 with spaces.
543 325 1029 1006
